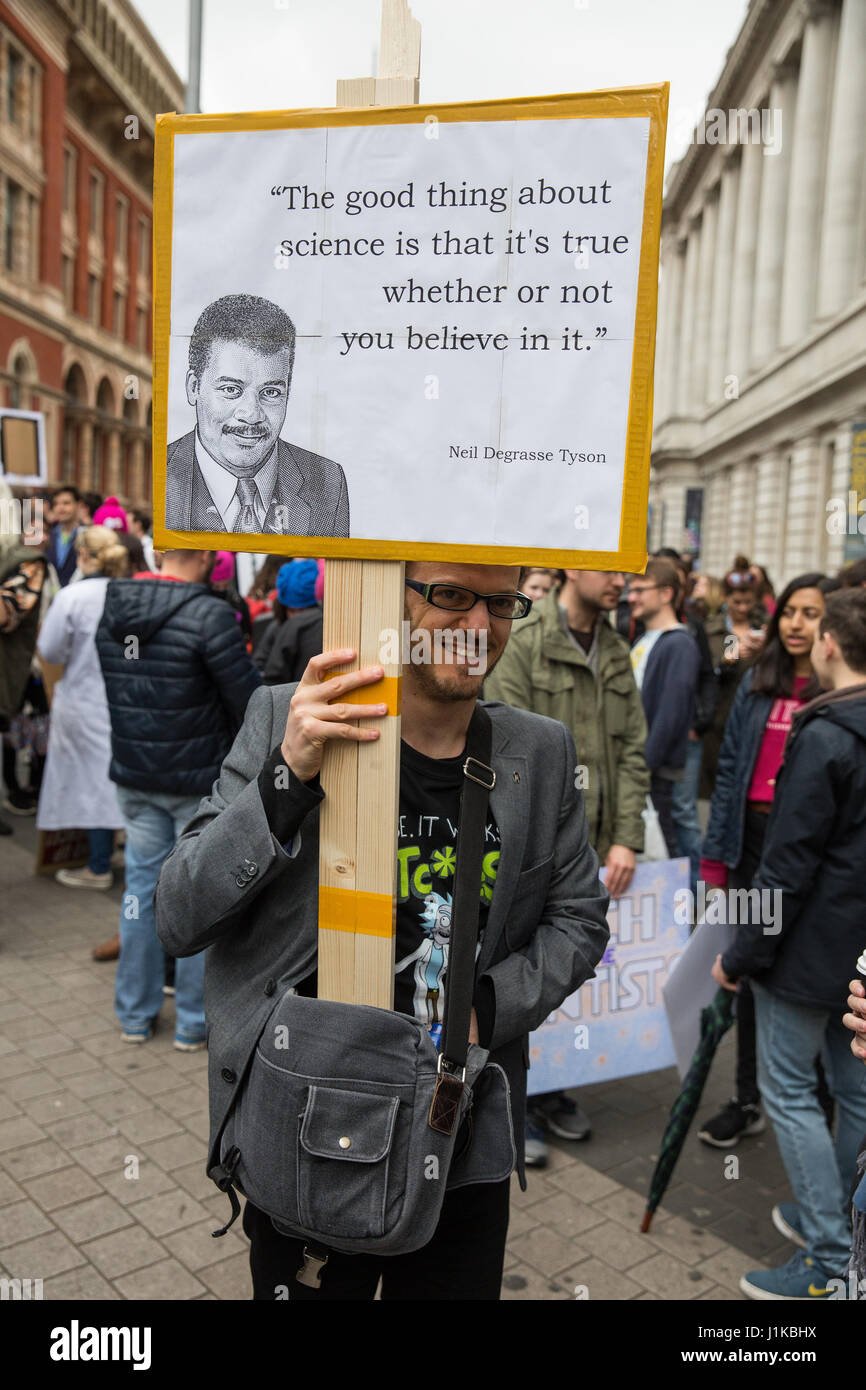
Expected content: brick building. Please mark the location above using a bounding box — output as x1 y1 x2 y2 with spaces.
0 0 183 504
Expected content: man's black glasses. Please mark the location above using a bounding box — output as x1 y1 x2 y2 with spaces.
406 580 533 620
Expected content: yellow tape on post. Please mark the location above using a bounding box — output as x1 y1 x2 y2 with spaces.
318 885 396 939
340 676 402 716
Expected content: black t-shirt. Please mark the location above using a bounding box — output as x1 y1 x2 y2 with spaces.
395 739 500 1028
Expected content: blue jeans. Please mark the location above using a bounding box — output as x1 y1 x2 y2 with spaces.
115 786 205 1041
672 737 702 895
88 828 115 875
752 981 866 1273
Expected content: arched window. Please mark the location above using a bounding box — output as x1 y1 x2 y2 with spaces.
63 362 89 486
9 347 36 410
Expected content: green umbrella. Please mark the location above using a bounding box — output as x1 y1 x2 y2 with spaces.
640 987 735 1232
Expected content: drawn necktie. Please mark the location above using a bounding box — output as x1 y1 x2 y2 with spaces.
232 477 260 532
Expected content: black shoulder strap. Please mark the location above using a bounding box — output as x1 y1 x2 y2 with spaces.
439 702 495 1076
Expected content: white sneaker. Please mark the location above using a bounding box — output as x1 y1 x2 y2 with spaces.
55 866 113 891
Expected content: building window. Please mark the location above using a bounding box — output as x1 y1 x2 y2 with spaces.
5 181 19 272
62 254 75 311
115 195 128 263
7 47 21 124
88 273 101 325
89 170 104 239
63 145 77 214
136 306 147 350
113 290 126 338
137 216 149 276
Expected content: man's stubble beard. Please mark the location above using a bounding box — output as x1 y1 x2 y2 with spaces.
406 639 506 704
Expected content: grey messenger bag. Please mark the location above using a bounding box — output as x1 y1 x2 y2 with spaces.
207 705 515 1289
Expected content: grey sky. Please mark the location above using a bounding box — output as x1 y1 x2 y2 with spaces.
135 0 749 174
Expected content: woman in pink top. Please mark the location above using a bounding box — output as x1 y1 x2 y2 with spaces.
697 573 826 1149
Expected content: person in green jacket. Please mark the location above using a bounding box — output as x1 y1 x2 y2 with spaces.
485 568 649 1163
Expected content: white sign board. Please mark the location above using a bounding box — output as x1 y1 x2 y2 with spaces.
0 409 46 485
153 88 667 568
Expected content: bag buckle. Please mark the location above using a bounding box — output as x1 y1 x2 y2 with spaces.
462 757 496 790
437 1053 466 1084
296 1244 329 1289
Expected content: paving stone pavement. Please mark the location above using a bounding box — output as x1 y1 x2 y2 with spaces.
1 818 795 1301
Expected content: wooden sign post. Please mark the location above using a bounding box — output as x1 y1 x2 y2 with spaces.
318 0 421 1009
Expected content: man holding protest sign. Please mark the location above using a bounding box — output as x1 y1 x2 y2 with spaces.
155 561 610 1299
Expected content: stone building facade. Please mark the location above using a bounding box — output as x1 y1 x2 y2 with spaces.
650 0 866 585
0 0 182 504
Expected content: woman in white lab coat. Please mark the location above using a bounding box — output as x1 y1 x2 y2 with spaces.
36 526 127 889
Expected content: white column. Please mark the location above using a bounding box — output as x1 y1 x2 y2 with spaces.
752 450 788 584
691 191 719 408
660 478 687 550
750 61 798 367
654 234 684 425
706 153 739 404
784 435 822 575
825 424 852 573
728 460 756 560
816 0 866 316
725 141 763 386
779 2 840 346
676 221 701 416
702 469 731 576
649 470 664 551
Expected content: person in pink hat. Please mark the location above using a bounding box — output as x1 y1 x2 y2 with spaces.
209 551 252 640
92 497 129 533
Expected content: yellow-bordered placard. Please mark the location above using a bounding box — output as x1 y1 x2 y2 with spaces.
152 85 668 571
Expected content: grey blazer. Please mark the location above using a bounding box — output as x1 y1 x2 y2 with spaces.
154 686 610 1187
165 429 350 537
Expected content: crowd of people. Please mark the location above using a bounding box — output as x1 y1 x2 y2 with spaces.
489 552 866 1300
2 476 866 1301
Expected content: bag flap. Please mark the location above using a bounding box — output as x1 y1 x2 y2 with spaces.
300 1086 399 1163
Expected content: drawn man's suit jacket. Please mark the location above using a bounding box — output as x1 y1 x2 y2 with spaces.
165 429 350 537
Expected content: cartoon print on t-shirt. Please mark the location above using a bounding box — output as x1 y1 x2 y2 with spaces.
395 805 500 1027
395 890 453 1026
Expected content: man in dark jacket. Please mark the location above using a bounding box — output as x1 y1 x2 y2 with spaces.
627 558 701 855
713 587 866 1300
96 549 260 1048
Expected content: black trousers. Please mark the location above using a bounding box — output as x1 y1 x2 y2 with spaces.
650 772 678 857
732 807 768 1105
242 1178 511 1301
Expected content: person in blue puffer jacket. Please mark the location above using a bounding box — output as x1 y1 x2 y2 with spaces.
96 548 260 1050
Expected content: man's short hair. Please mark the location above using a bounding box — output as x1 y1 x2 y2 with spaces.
132 509 152 532
820 588 866 673
644 557 680 605
188 295 296 381
52 482 80 503
841 557 866 589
